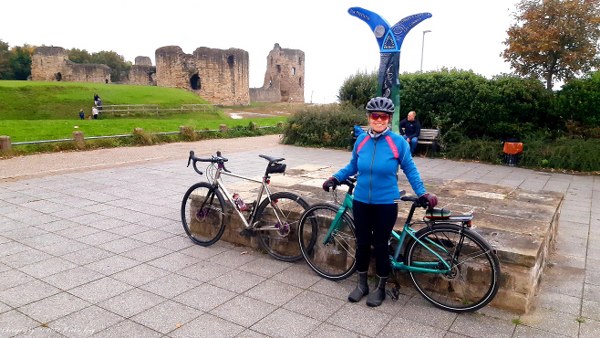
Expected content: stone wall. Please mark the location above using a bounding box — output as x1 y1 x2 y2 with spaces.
135 56 153 66
193 47 249 105
31 43 304 105
156 46 250 105
31 47 111 83
126 56 156 86
249 86 280 103
250 43 305 103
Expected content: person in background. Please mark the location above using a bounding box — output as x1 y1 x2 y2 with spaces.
79 109 85 120
322 97 437 307
400 110 421 155
92 106 99 119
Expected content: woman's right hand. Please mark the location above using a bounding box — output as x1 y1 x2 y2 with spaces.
322 177 340 192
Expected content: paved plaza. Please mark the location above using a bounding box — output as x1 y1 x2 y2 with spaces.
0 135 598 337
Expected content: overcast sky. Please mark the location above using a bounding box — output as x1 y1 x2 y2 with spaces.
1 0 520 103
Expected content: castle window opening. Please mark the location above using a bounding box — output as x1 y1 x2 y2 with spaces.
291 67 296 76
190 74 201 90
276 65 281 73
227 55 234 68
55 72 62 81
299 77 302 86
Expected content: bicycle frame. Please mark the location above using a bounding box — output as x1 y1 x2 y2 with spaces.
208 163 284 231
326 191 455 274
323 190 354 245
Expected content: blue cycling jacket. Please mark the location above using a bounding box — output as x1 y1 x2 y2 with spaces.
333 129 426 204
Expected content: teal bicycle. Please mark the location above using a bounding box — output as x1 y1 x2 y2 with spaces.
298 177 501 312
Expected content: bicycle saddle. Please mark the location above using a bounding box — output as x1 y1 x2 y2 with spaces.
259 154 284 163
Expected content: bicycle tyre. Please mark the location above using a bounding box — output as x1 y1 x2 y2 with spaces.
405 223 500 312
181 182 226 246
254 191 309 262
298 203 357 280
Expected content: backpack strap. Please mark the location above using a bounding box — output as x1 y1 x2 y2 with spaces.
384 135 399 159
356 134 399 159
356 136 370 154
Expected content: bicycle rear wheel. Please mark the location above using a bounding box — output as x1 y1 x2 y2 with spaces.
405 223 500 312
299 203 356 280
181 182 226 246
254 191 309 262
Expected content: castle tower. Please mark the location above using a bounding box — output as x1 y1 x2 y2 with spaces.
250 43 305 103
155 46 249 105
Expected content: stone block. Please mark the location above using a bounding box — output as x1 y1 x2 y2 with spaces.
72 131 85 149
186 166 563 314
0 135 11 151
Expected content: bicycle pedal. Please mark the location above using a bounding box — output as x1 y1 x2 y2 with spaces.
387 286 400 301
239 228 256 237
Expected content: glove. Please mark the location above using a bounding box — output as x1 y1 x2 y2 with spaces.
418 193 438 209
322 177 340 192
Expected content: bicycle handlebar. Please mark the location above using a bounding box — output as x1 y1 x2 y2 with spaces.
187 150 230 175
399 195 431 209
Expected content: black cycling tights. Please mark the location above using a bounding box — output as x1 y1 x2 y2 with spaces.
352 200 398 277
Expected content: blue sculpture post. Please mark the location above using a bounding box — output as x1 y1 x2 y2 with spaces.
348 7 431 133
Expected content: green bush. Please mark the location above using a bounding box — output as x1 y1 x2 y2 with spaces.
520 136 600 172
282 104 366 148
442 135 600 172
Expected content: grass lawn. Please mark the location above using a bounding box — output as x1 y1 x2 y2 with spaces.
0 81 288 142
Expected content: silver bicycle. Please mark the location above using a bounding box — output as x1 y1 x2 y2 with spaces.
181 150 309 262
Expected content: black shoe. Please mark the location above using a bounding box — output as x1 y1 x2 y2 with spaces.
366 275 388 307
348 271 369 302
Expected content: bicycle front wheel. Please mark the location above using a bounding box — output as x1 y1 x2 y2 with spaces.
299 203 356 280
405 223 500 312
254 191 309 262
181 182 226 246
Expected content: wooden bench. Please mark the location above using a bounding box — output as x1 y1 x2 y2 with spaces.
355 126 440 154
417 128 441 154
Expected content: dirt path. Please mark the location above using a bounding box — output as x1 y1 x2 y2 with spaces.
0 134 282 182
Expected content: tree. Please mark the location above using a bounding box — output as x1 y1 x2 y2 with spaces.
337 71 377 108
68 48 92 64
8 45 34 80
502 0 600 90
0 40 10 79
91 50 131 82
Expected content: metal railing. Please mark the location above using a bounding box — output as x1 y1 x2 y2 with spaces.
100 104 216 116
3 124 282 149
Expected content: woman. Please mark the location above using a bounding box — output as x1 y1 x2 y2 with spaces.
322 97 437 307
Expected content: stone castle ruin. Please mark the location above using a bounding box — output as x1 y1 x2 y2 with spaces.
155 46 249 105
250 43 304 103
31 47 111 83
31 43 304 105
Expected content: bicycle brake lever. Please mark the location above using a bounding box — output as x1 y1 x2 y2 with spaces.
187 150 194 167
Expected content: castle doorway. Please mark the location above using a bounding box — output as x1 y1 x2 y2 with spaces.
55 72 62 81
190 74 201 90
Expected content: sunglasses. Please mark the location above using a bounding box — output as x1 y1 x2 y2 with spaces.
369 113 390 121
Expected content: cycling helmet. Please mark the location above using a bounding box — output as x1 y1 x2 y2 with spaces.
366 97 395 114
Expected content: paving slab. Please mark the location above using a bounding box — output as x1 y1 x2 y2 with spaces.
0 135 597 337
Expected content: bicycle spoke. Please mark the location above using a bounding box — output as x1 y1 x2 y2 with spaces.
299 204 357 280
181 182 226 246
406 224 500 312
255 192 308 262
